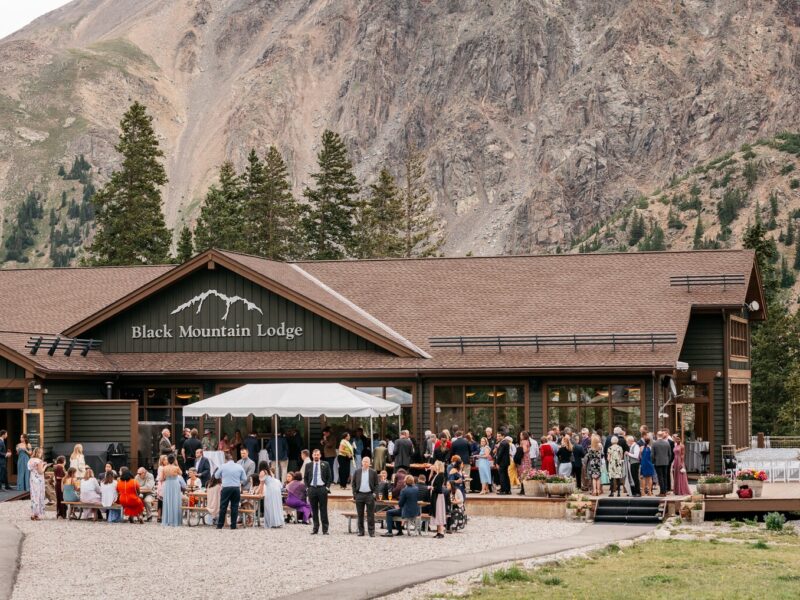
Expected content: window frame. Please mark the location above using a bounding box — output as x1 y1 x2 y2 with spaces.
432 382 529 437
729 315 749 360
543 380 646 435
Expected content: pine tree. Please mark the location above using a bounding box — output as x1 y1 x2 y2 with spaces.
176 225 194 263
743 222 779 306
780 255 796 288
786 220 795 246
356 168 405 258
693 215 705 249
88 101 171 265
194 162 244 252
628 212 645 246
794 234 800 271
301 130 360 259
401 144 443 257
243 146 299 259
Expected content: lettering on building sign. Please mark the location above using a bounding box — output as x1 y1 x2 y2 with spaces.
129 289 304 340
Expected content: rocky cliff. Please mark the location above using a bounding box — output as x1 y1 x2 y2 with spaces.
0 0 799 265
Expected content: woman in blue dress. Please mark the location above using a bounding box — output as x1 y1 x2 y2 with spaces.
16 434 31 491
477 437 492 495
160 455 185 527
639 437 655 496
261 466 284 528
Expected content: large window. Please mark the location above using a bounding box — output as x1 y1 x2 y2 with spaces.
546 383 642 435
730 317 749 359
730 383 750 449
122 386 202 434
435 384 526 437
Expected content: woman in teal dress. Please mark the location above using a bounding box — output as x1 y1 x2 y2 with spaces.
477 437 493 494
16 434 31 491
160 455 185 527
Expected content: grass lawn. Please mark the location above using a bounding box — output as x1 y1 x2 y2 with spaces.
460 531 800 599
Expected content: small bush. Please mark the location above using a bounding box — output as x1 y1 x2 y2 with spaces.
765 512 786 531
641 574 674 584
540 576 563 586
790 179 800 190
751 540 769 549
493 565 530 582
637 196 649 209
481 571 491 586
780 163 795 175
743 517 759 527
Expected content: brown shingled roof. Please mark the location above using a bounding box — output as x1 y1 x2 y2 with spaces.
0 249 761 376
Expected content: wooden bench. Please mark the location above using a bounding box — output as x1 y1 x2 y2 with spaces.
64 501 122 521
343 511 388 533
398 515 431 535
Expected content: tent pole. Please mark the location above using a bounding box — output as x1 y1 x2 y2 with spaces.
274 414 279 479
369 416 374 459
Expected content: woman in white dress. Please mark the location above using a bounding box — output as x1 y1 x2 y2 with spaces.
79 468 102 519
69 444 86 479
261 465 284 528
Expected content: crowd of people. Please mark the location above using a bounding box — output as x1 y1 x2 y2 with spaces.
8 420 694 530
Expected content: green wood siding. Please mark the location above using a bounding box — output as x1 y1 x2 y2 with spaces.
0 356 25 379
87 266 378 353
679 313 725 472
679 314 724 369
68 403 132 454
43 382 105 458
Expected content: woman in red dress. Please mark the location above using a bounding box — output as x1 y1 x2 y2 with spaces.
117 468 145 523
539 436 556 475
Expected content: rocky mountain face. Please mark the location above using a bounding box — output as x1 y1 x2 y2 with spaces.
0 0 799 265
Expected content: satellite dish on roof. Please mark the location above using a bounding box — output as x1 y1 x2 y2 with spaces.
747 300 760 312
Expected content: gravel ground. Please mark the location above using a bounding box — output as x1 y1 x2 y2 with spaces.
1 502 584 600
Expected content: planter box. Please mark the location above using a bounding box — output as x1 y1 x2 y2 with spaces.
736 480 763 497
523 480 547 497
697 482 733 498
545 482 575 497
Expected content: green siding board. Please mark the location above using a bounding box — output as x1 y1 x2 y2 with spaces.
87 266 377 353
0 356 25 379
713 379 725 473
679 314 724 369
68 404 132 454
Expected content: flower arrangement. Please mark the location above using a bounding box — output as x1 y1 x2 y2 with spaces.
735 469 768 482
523 469 549 481
698 474 731 484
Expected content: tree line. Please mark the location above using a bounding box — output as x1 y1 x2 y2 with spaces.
88 102 443 266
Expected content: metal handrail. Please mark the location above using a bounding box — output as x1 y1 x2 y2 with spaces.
25 336 102 357
669 274 746 291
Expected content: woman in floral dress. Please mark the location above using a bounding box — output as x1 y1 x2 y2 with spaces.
606 436 624 497
28 447 47 520
586 434 604 496
517 432 532 482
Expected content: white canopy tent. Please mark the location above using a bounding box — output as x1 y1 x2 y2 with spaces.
182 383 402 475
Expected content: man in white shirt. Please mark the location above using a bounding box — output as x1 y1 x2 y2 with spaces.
299 449 311 474
135 467 156 521
351 456 378 537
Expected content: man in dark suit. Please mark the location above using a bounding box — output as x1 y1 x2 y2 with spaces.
651 431 672 497
382 474 420 537
194 448 211 487
0 430 11 490
351 456 378 537
392 430 414 471
451 431 471 487
495 436 511 494
303 448 332 534
416 474 431 515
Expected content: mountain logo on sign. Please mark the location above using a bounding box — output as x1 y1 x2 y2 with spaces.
170 289 263 321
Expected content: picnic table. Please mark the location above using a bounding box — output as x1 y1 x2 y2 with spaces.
184 490 263 527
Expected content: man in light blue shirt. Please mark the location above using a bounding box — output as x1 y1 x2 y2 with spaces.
215 453 247 529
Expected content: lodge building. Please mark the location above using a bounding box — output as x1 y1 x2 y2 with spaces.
0 248 764 480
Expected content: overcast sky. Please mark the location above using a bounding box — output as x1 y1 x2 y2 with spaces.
0 0 72 40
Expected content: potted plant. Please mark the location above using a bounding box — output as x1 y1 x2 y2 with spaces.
690 501 705 524
545 475 575 497
522 469 549 497
696 474 733 498
735 469 767 497
565 501 577 520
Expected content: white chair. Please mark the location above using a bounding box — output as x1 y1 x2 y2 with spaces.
786 461 800 482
